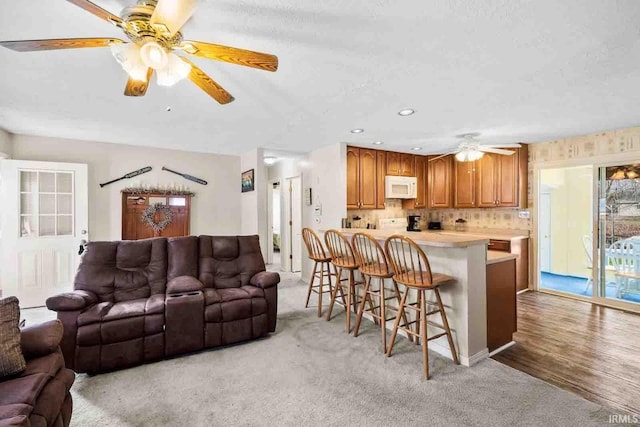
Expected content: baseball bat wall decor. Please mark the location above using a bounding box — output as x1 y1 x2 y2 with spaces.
162 167 208 185
100 166 152 188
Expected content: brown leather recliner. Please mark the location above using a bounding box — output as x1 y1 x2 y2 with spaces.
0 320 74 427
46 235 279 374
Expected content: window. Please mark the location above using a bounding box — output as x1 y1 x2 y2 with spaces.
20 170 74 237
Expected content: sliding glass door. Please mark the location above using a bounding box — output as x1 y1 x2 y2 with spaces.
538 166 594 297
597 165 640 304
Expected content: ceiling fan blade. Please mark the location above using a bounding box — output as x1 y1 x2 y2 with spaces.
181 58 234 104
428 151 458 162
0 38 124 52
66 0 123 26
478 147 516 155
151 0 197 36
124 68 153 97
478 143 522 149
180 40 278 72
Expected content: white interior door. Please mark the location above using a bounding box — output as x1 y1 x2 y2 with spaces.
539 192 552 272
0 160 88 308
290 177 302 272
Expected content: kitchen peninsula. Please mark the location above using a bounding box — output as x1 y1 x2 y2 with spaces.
338 228 492 366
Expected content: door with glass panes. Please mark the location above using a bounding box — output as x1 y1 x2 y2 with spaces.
0 160 88 308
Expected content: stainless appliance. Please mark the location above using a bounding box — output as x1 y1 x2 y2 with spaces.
407 215 421 232
428 221 442 230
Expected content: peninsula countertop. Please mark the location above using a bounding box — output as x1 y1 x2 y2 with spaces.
332 228 490 248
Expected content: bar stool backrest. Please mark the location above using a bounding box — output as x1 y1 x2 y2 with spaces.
302 228 328 261
324 229 357 268
351 232 391 275
384 235 433 286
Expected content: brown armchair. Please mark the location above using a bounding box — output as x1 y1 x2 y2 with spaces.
0 320 74 427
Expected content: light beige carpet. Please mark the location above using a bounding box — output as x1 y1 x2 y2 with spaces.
25 272 619 426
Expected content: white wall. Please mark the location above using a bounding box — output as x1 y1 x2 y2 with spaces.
0 129 12 159
301 143 347 280
11 134 241 241
240 148 268 260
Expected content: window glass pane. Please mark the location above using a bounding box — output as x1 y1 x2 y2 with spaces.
169 197 186 206
20 194 34 215
57 194 72 215
56 216 72 236
56 172 73 193
39 172 56 192
39 194 56 215
39 216 55 236
20 216 35 237
20 171 37 192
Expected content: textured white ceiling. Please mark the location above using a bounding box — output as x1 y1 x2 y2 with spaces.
1 0 640 155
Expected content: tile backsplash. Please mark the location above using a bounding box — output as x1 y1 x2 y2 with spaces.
349 199 531 231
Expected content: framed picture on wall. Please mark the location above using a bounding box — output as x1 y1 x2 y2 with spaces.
241 169 255 193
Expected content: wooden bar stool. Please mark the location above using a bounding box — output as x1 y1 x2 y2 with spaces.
324 229 371 333
351 232 412 352
302 228 337 317
384 235 460 379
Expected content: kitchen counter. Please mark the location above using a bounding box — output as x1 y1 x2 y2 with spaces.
337 228 490 248
487 250 518 265
430 229 529 241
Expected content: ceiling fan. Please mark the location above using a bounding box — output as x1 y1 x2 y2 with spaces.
428 133 521 162
0 0 279 104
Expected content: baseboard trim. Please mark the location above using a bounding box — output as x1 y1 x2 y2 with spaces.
488 341 516 357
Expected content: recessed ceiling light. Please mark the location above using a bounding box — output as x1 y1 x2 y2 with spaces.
411 147 422 151
398 109 415 116
350 128 364 134
373 141 384 145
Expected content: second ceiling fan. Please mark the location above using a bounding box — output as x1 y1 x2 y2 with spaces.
0 0 279 104
429 133 521 162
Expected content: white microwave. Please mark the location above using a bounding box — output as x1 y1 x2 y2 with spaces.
385 176 417 199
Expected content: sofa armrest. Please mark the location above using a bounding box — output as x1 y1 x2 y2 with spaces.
20 319 63 359
250 271 280 289
46 290 97 312
167 276 204 294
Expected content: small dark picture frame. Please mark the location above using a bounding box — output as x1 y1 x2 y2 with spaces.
241 169 255 193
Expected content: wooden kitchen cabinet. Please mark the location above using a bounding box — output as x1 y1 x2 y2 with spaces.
488 237 530 292
387 152 415 176
453 160 477 208
402 155 427 209
486 257 517 352
376 150 386 209
427 155 452 208
477 145 528 208
346 146 381 210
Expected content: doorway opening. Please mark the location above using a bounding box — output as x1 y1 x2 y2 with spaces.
282 176 302 273
267 181 282 269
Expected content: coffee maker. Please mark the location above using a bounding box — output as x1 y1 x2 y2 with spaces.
407 215 421 232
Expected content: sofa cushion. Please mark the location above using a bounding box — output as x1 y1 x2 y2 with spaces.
0 297 26 378
22 352 64 378
78 295 163 326
20 320 63 360
167 236 199 280
203 289 221 305
198 235 267 289
0 373 48 406
74 238 168 303
218 288 252 302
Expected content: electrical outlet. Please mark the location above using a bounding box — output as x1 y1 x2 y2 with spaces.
518 210 530 219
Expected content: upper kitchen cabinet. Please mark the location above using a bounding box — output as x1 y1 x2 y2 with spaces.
376 150 386 209
453 159 477 208
427 155 453 208
402 155 427 209
346 146 381 210
476 145 528 208
387 152 415 177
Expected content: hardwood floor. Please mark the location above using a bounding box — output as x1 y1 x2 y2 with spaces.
492 291 640 416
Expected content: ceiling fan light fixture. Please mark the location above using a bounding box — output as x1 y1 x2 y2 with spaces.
140 41 169 70
398 108 415 116
455 149 484 162
156 53 192 87
110 42 148 81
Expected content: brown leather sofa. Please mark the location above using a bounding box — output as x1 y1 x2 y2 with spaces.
0 320 74 427
46 235 279 374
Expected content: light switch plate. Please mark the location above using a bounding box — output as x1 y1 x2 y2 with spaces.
518 210 530 219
